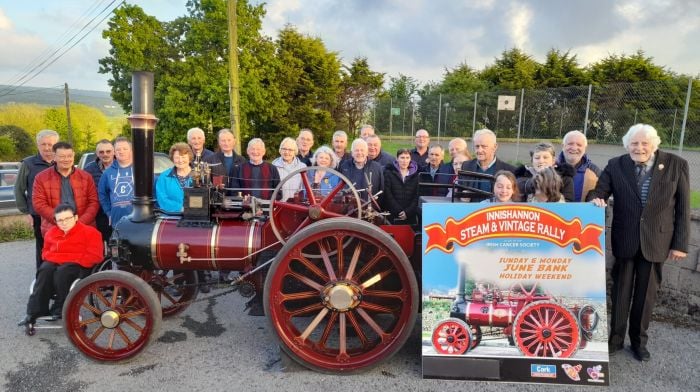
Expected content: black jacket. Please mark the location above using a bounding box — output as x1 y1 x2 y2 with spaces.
514 163 575 202
14 154 53 215
383 163 420 223
586 151 689 262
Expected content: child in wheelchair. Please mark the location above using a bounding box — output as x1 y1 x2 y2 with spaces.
18 204 104 335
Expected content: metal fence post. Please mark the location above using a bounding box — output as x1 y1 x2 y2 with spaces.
679 77 692 153
583 84 592 136
472 92 478 136
515 88 524 163
437 93 442 142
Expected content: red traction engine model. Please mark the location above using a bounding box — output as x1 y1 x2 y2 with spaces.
432 282 599 358
61 72 420 372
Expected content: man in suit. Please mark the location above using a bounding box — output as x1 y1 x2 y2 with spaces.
460 128 515 201
588 123 689 362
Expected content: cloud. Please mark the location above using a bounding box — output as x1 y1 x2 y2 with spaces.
0 8 13 30
507 1 533 50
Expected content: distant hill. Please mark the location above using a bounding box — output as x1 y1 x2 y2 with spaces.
0 85 125 117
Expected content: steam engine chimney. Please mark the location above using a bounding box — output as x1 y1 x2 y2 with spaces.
127 71 157 222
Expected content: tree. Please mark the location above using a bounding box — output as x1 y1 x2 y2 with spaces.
589 50 669 84
0 103 48 140
0 125 33 159
535 49 589 88
480 48 540 90
270 26 341 146
334 57 384 137
99 0 281 152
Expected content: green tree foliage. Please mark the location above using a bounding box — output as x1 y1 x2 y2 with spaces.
334 57 384 138
99 4 170 114
43 104 111 152
536 49 589 88
480 48 540 89
589 50 669 84
0 104 47 140
0 125 33 159
271 26 341 147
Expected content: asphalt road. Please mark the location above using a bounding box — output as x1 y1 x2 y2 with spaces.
1 240 698 392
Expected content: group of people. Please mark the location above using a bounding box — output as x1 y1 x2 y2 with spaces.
14 122 690 364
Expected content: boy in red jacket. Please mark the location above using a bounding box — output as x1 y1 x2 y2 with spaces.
19 204 103 328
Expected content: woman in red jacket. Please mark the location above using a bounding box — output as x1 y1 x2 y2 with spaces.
19 204 103 330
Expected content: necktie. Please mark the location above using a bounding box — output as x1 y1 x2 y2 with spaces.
636 163 647 183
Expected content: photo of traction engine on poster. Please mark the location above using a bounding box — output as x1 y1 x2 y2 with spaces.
422 203 609 385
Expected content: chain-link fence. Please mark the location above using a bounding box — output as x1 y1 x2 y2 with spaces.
372 79 700 190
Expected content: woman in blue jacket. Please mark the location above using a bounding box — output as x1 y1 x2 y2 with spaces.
155 143 194 214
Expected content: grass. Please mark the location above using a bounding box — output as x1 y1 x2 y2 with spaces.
692 191 700 209
0 221 33 243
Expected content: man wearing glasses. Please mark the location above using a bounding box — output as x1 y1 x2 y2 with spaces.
84 139 115 242
32 142 100 253
19 204 103 328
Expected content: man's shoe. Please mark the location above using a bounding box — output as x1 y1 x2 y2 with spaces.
608 342 623 354
631 346 650 362
17 315 34 327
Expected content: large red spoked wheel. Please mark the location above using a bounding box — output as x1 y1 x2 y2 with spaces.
140 270 198 317
512 300 580 358
431 318 472 355
270 167 362 244
264 218 419 373
63 270 162 362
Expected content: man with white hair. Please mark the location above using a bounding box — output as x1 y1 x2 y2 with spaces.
339 138 384 202
332 130 350 163
410 129 430 166
15 130 60 269
204 128 246 188
231 138 280 199
187 127 215 162
460 129 515 200
557 130 601 201
296 128 314 166
366 134 394 167
588 123 689 362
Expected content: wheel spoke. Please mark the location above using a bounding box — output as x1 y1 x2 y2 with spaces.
344 242 363 280
280 291 319 302
287 270 324 292
318 240 337 281
90 325 106 341
115 326 133 346
354 251 385 282
289 302 325 317
276 201 311 214
346 311 369 348
355 308 387 339
92 288 111 307
110 285 121 307
120 308 147 319
319 182 344 209
79 317 100 327
318 311 338 348
299 308 329 341
359 301 394 314
81 302 102 315
161 290 177 304
360 268 394 290
295 254 330 282
121 316 144 332
107 329 117 349
338 313 347 359
300 174 316 205
363 289 406 300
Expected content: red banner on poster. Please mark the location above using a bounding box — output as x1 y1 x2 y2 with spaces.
424 205 603 255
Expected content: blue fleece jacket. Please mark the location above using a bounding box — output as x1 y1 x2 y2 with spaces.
98 161 134 227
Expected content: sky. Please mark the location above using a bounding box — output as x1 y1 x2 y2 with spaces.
0 0 698 93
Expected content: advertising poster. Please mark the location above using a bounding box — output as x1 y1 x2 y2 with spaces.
422 203 609 386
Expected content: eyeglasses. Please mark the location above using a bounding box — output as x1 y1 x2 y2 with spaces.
56 215 76 224
280 148 295 152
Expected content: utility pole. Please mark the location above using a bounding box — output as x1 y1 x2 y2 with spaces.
227 0 242 153
64 83 73 144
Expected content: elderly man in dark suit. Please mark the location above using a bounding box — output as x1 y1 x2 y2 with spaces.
588 123 689 362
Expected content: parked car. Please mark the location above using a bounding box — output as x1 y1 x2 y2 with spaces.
78 152 173 177
0 162 20 170
0 169 18 209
